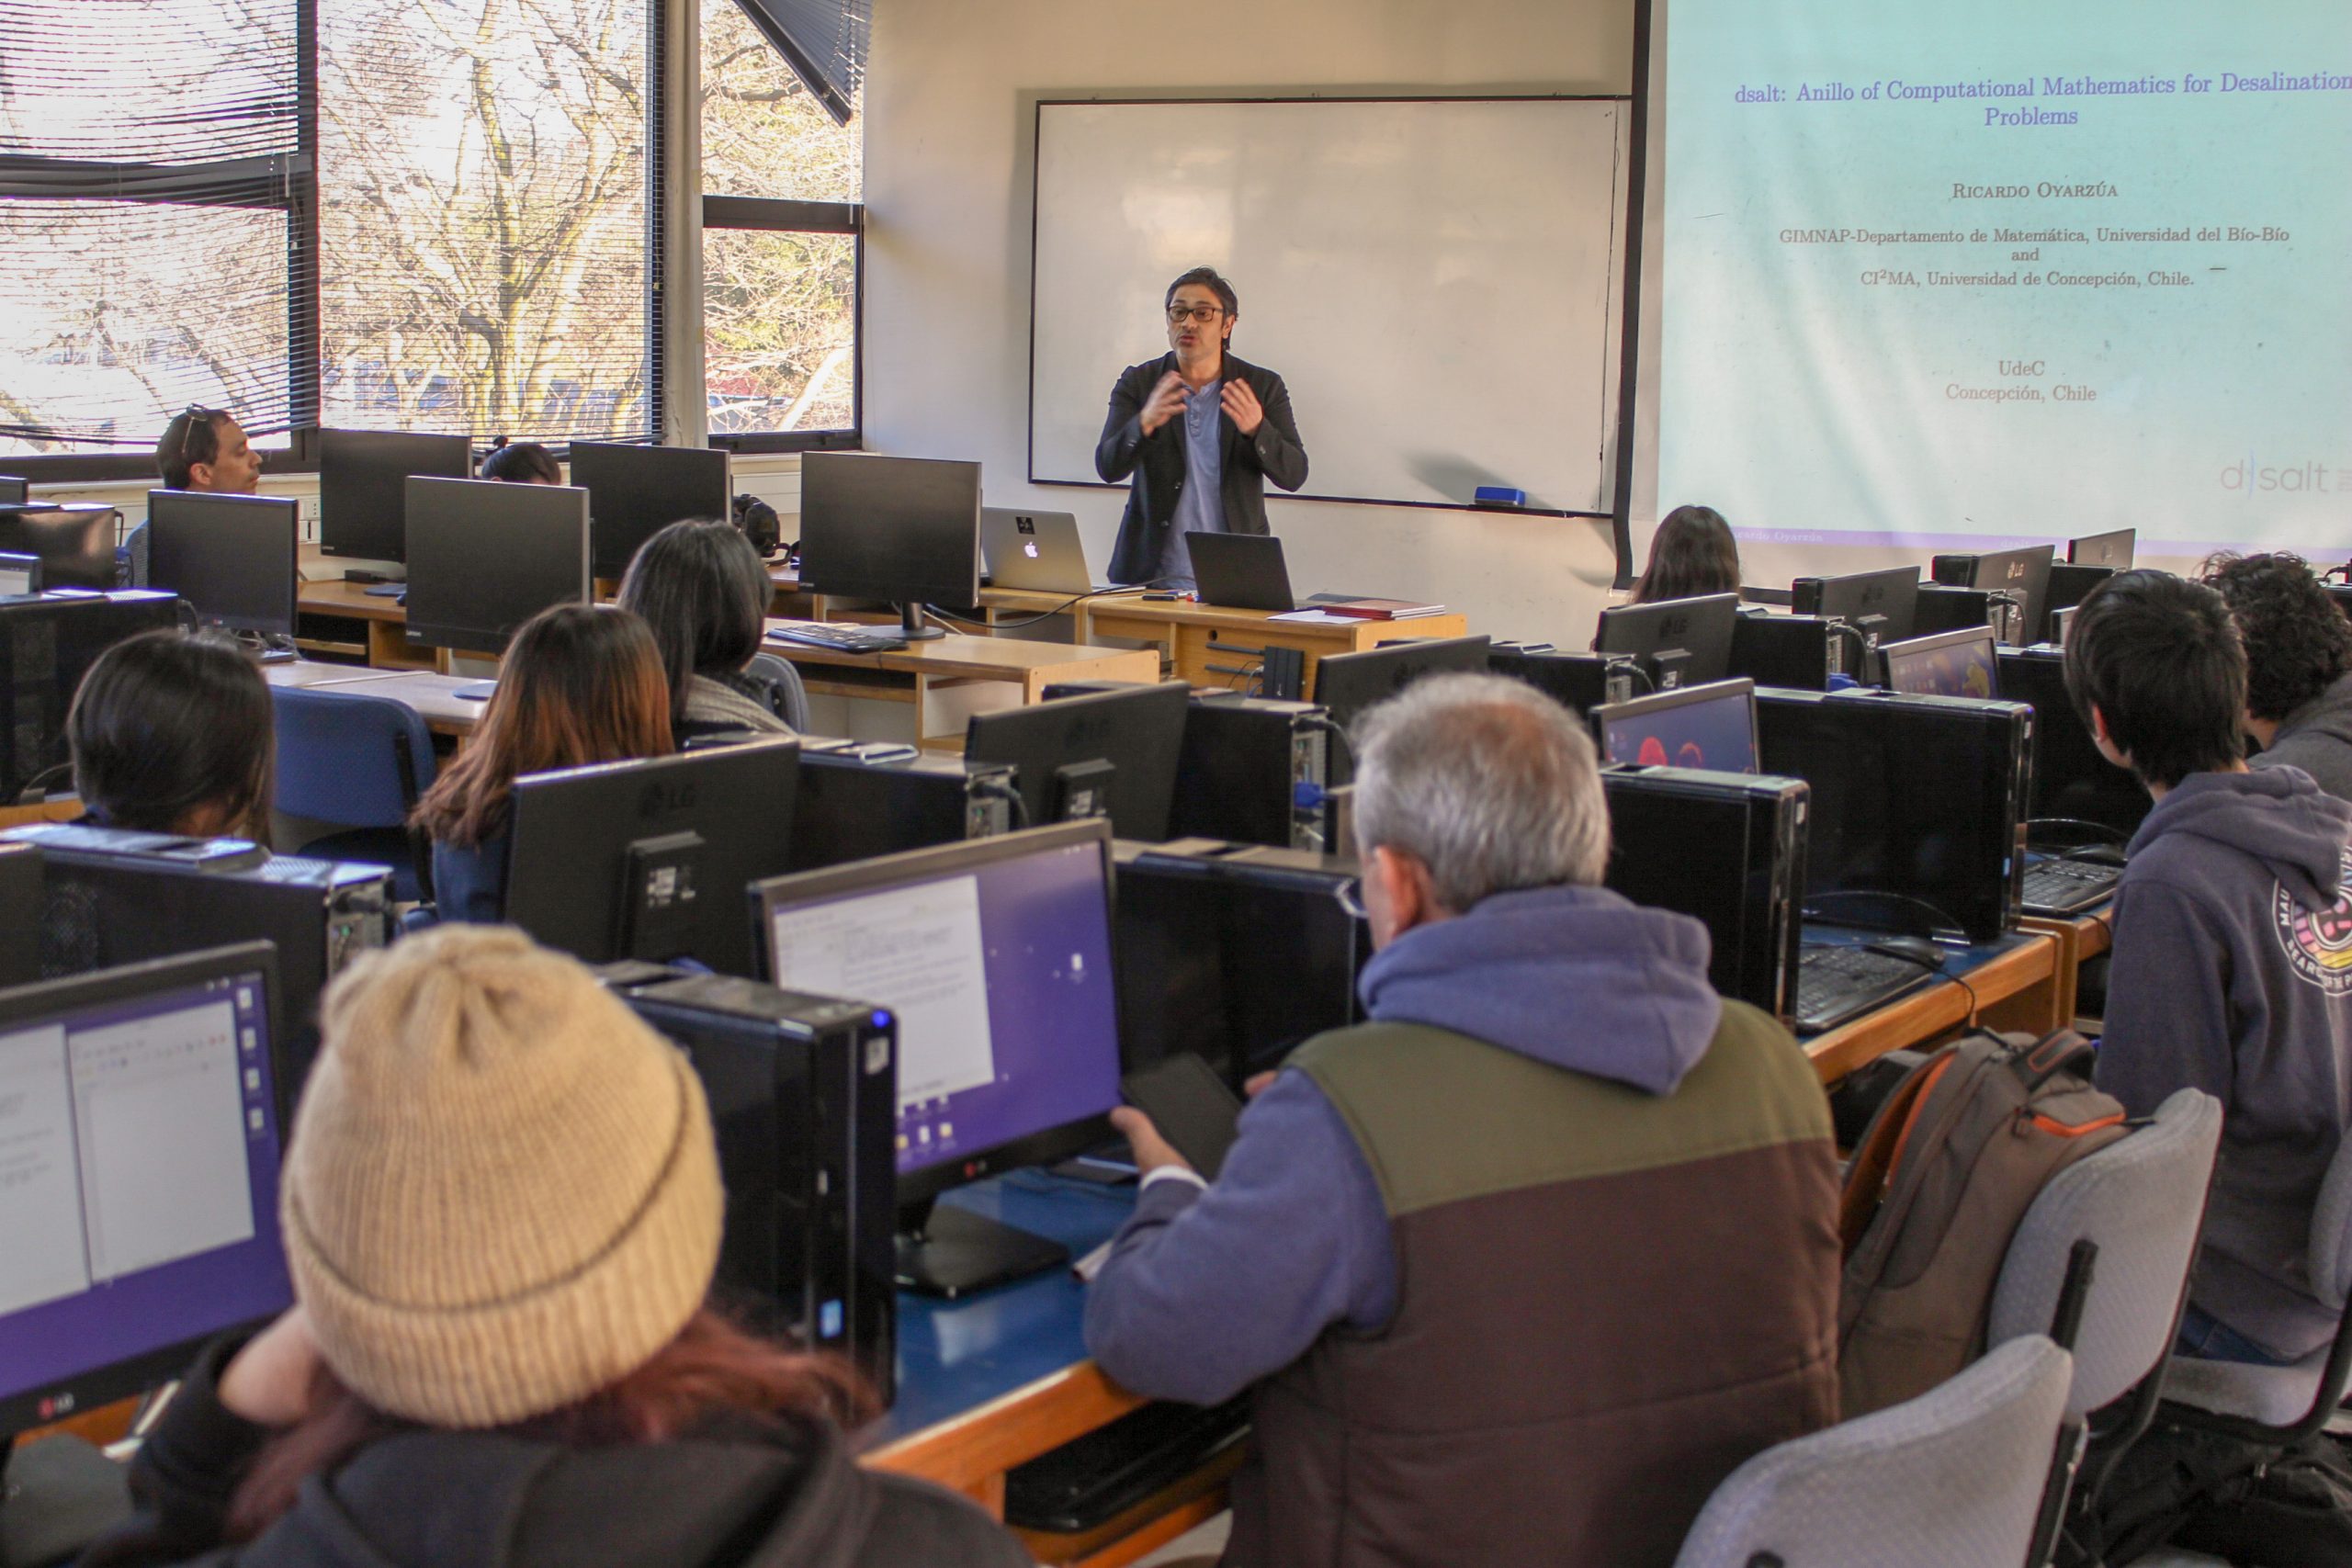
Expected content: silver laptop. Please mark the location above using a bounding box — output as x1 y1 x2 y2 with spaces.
979 507 1106 594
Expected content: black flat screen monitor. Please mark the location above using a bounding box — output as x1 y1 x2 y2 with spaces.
1312 635 1496 733
401 477 590 657
1935 545 2055 648
145 491 300 637
754 820 1123 1294
0 505 117 591
567 441 732 579
1593 593 1739 689
1790 568 1920 649
1996 646 2151 842
1878 626 2001 700
964 682 1191 840
798 452 981 641
1594 678 1758 773
0 942 292 1443
317 429 473 564
503 737 799 977
2041 563 2114 642
2068 529 2134 569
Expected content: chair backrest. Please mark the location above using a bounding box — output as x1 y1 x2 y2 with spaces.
270 685 437 829
745 651 809 732
2308 1128 2352 1314
1987 1088 2222 1417
1673 1336 2074 1568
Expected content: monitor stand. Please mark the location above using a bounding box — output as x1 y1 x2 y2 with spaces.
893 600 946 643
896 1197 1069 1299
0 1435 133 1568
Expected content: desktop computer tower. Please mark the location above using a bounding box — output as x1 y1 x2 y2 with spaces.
1996 646 2151 840
789 746 1015 871
6 824 392 1099
602 965 899 1403
0 590 183 798
0 840 39 986
1487 646 1637 716
1912 582 2020 645
1728 613 1849 690
1043 682 1331 851
1600 766 1808 1024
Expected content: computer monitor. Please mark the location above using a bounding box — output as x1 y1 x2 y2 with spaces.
1592 593 1740 690
798 451 981 642
317 428 473 567
567 441 733 580
0 505 118 591
0 592 184 800
1790 567 1921 649
0 942 292 1447
1996 647 2151 841
2041 563 2114 642
2067 529 2135 569
401 476 590 660
502 737 799 978
754 819 1124 1295
145 491 300 638
1312 635 1496 731
963 682 1192 840
1878 626 2001 700
1593 678 1759 773
1932 545 2056 648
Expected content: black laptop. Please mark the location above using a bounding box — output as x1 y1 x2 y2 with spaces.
1186 532 1297 612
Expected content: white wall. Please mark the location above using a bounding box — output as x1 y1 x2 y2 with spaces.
862 0 1638 649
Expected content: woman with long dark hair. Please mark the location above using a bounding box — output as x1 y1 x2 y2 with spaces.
69 629 275 842
412 604 673 922
1626 504 1742 606
616 519 796 739
81 924 1025 1568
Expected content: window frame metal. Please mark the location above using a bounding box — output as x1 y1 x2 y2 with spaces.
698 194 863 454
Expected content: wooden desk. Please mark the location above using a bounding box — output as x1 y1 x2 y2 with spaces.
264 661 488 739
1075 601 1471 695
1804 929 2064 1084
293 573 443 671
2020 906 2116 1028
763 622 1159 747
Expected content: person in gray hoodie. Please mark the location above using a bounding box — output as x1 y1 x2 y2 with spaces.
2201 551 2352 803
2067 570 2352 1364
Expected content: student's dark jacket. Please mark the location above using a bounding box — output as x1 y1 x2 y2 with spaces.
429 829 509 925
1093 351 1308 586
2255 670 2352 805
81 1337 1028 1568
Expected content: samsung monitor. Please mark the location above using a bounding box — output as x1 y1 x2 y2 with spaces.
316 428 473 567
1593 678 1759 773
963 682 1192 840
1592 593 1740 690
754 819 1125 1295
401 476 590 660
1932 545 2056 648
0 477 28 505
144 491 300 638
502 737 799 977
1790 567 1921 650
1878 626 2002 700
2067 529 2135 570
0 943 292 1446
0 505 118 592
566 441 733 580
797 451 982 641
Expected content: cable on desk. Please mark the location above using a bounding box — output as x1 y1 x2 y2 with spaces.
973 776 1030 829
922 584 1159 633
1801 889 1969 943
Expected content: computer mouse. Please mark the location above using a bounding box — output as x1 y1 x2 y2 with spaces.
2068 843 2129 867
1864 935 1949 971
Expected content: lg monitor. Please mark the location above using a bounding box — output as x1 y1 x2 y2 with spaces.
316 428 473 567
502 737 800 977
145 491 300 638
567 441 733 580
0 476 27 505
2067 529 2135 570
0 504 118 591
1931 545 2055 648
1878 626 2001 700
1593 678 1759 773
1592 593 1740 690
754 819 1125 1296
401 476 590 660
963 682 1192 840
1790 568 1921 650
798 451 982 641
0 943 292 1450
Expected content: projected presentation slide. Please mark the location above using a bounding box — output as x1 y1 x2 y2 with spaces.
1657 0 2350 559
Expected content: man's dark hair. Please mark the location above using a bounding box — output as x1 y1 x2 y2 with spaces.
2064 569 2246 789
2198 552 2352 723
155 407 228 491
479 438 562 485
1164 266 1238 321
615 518 771 728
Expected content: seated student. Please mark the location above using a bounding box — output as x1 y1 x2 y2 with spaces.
2200 551 2352 802
2067 570 2352 1365
69 628 273 841
479 436 563 485
81 923 1026 1568
616 519 797 739
1626 503 1740 606
412 604 673 922
1084 673 1838 1568
126 405 266 586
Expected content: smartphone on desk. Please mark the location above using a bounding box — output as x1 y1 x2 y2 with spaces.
1121 1053 1244 1181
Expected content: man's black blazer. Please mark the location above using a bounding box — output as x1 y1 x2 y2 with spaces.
1093 351 1309 586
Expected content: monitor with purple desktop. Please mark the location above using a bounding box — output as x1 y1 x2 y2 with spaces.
753 818 1123 1296
1878 626 2001 700
1593 678 1758 774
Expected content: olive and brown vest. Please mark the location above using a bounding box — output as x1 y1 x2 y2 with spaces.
1222 1003 1840 1568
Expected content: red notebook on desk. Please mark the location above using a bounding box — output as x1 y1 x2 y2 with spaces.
1309 596 1449 621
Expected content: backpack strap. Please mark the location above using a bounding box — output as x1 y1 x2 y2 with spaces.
2006 1027 2099 1093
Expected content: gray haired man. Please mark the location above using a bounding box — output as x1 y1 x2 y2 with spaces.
1083 673 1840 1568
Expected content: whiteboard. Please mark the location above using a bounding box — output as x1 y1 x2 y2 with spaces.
1029 97 1630 514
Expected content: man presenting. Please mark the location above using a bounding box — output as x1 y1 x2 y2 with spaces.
127 404 265 586
1095 267 1307 589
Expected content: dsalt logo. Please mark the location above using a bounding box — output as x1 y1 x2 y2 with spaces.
2221 455 2345 497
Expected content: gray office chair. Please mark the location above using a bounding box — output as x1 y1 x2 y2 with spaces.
745 651 810 731
1672 1336 2074 1568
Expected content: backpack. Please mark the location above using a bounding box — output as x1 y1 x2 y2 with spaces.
2092 1425 2352 1566
731 491 782 557
1838 1027 2130 1417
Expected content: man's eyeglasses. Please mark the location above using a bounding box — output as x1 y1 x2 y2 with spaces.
1334 875 1368 922
177 404 220 460
1166 304 1225 325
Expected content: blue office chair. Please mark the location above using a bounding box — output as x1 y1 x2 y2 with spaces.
271 685 437 902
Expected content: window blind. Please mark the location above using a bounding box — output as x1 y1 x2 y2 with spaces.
729 0 868 126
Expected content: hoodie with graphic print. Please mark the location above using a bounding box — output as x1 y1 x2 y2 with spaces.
2098 764 2352 1359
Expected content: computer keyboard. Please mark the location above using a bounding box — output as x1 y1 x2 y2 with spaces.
766 624 907 655
1793 943 1940 1035
2020 857 2121 916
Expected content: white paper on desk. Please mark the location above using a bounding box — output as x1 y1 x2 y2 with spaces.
1266 609 1362 626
